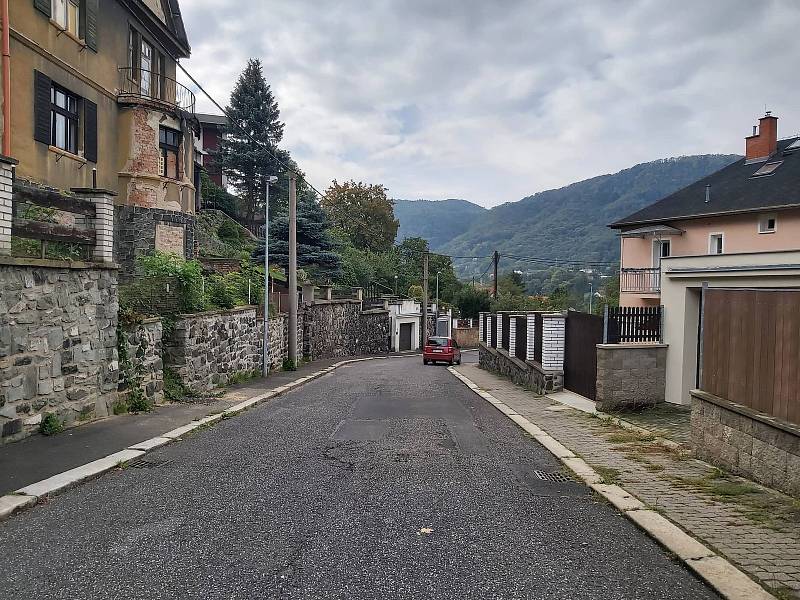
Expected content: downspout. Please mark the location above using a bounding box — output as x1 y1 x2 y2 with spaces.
1 0 10 157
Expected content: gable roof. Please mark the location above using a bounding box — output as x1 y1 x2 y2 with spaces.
124 0 191 58
610 137 800 228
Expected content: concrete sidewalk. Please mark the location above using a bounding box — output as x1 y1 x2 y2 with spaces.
455 363 800 600
0 357 349 497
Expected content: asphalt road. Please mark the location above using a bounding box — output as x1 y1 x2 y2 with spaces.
0 355 718 600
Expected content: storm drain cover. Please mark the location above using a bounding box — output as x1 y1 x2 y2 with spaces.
533 470 574 483
130 458 172 469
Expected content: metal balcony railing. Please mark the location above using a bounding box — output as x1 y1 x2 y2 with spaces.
117 67 196 113
620 267 661 293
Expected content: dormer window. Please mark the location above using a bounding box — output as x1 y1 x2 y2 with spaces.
758 215 777 234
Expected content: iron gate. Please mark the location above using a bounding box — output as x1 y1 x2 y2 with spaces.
564 310 604 400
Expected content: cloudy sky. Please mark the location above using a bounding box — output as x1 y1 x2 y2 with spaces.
179 0 800 207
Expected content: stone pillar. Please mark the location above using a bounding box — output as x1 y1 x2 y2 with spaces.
541 313 566 371
0 156 18 255
72 188 118 263
352 287 363 302
318 285 333 301
478 312 484 343
302 283 315 304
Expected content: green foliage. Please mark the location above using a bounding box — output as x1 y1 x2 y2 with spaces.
40 413 63 436
216 58 287 226
281 358 297 372
226 370 260 386
217 219 244 245
593 274 620 315
321 180 399 252
498 271 526 296
163 366 192 402
206 274 236 309
408 285 424 302
200 171 240 216
490 292 548 312
254 192 341 281
137 252 207 313
454 287 491 318
116 325 153 414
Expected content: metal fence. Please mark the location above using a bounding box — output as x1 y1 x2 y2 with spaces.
605 306 663 343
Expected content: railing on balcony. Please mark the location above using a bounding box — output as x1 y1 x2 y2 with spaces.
117 67 196 113
620 267 661 293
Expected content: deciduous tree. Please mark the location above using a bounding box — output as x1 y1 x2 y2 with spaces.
321 180 399 252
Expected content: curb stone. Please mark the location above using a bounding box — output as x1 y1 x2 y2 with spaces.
447 366 776 600
0 355 397 523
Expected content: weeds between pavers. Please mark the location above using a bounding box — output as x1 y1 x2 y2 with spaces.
595 466 622 485
669 468 800 530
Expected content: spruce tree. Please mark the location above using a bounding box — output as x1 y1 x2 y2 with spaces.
253 189 342 282
216 58 286 227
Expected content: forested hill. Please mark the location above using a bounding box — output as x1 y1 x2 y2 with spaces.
395 154 740 275
394 199 487 250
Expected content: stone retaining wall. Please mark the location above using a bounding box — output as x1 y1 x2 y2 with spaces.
164 307 260 392
119 318 164 405
304 301 390 360
0 259 118 442
479 343 562 394
691 390 800 497
595 344 667 411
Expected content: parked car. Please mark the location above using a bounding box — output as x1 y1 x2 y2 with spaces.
423 337 461 365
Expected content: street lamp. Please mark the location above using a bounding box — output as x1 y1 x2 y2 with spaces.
394 274 398 296
263 174 278 377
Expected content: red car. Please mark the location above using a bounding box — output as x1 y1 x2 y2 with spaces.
423 336 462 365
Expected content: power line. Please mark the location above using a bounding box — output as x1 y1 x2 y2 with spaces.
500 253 618 268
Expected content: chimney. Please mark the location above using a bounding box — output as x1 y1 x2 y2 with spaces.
745 112 779 161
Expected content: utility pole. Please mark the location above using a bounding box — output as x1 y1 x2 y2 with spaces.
589 282 594 314
421 252 429 347
288 173 298 365
262 175 278 376
492 250 499 298
435 270 441 334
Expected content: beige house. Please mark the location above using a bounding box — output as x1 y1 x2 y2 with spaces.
1 0 199 273
610 113 800 405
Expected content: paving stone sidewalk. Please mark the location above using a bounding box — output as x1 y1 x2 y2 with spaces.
456 364 800 599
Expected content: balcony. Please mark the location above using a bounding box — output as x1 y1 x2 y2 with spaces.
620 267 661 293
117 67 195 113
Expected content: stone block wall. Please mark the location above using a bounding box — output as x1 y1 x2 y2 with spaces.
163 306 260 392
479 343 563 394
0 259 118 442
304 300 390 360
114 205 196 280
260 312 302 370
691 391 800 497
595 344 667 412
119 318 164 405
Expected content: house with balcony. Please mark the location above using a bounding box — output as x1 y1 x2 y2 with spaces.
2 0 199 275
610 113 800 407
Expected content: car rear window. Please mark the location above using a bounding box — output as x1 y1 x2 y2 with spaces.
428 337 449 347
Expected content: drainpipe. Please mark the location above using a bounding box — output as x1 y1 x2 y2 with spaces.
1 0 10 157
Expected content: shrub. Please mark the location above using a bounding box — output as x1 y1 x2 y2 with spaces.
40 413 64 436
282 358 297 372
217 219 244 244
137 252 207 313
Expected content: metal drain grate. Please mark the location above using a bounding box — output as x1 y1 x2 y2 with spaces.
533 470 574 483
130 458 172 469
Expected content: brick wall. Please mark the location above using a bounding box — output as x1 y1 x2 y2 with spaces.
541 314 565 371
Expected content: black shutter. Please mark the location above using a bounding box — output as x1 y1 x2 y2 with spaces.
33 70 52 146
34 0 51 17
85 0 99 52
84 99 98 163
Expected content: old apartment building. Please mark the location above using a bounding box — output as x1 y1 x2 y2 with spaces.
1 0 199 273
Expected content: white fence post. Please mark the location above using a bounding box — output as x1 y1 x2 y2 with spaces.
0 157 17 255
509 315 517 357
526 313 535 361
541 313 566 371
71 187 117 263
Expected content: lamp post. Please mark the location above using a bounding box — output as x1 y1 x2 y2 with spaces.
394 274 398 296
589 282 594 313
262 174 278 377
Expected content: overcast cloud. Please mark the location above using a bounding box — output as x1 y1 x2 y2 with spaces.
178 0 800 207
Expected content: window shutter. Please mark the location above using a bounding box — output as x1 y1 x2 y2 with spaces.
84 99 98 163
33 70 52 145
85 0 99 52
34 0 51 18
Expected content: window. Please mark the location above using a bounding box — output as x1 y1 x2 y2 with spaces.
758 215 777 234
51 84 79 154
652 239 670 268
52 0 80 37
752 161 783 177
709 233 724 255
128 28 166 100
159 126 181 178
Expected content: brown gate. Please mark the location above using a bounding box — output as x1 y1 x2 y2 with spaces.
564 310 604 400
701 288 800 425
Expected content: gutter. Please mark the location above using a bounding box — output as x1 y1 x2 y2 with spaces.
1 0 10 156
